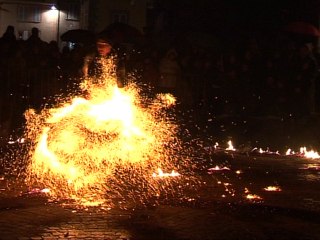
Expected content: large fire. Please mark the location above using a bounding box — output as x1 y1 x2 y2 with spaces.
24 60 184 207
8 58 319 209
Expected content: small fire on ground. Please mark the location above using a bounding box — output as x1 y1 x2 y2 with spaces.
216 140 320 160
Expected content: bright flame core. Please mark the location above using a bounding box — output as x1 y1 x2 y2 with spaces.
25 61 183 206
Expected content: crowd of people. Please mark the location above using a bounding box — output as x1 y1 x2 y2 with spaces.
0 25 320 136
143 36 320 118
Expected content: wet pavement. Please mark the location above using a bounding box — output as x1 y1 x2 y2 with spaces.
1 149 320 240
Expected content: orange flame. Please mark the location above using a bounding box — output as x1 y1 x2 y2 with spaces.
300 147 320 159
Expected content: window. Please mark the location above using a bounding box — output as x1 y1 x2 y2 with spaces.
17 5 41 23
111 11 129 24
66 3 80 21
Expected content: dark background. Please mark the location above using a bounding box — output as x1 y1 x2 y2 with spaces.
147 0 320 42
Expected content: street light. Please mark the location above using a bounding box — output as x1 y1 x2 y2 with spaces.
46 4 60 44
50 3 61 45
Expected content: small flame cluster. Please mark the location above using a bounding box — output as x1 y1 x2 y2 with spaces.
24 59 183 206
286 147 320 159
216 140 320 160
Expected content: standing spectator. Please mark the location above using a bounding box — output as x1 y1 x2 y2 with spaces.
26 27 46 48
277 40 297 114
158 48 181 94
25 27 48 68
0 25 16 43
0 25 17 69
291 43 318 116
141 48 160 88
47 40 61 68
0 26 17 132
222 50 241 114
260 54 281 115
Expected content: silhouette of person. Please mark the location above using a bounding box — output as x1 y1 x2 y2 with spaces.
0 25 16 43
26 27 46 48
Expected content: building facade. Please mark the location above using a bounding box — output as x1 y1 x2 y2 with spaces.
88 0 147 33
0 0 90 45
0 0 147 47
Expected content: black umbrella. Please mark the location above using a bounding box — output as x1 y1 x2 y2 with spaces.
60 29 95 43
285 21 320 37
99 22 144 46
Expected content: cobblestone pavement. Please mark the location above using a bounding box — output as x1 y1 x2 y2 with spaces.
0 195 132 240
1 151 320 240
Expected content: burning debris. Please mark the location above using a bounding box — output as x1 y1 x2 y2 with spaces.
244 188 263 201
286 147 320 159
152 168 180 178
207 165 230 172
211 140 320 160
226 140 235 151
263 186 282 192
246 194 263 201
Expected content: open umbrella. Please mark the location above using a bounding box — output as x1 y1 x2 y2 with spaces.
285 21 320 37
60 29 95 43
99 22 144 46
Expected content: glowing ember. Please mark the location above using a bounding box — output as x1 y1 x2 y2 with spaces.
299 164 320 170
244 188 262 200
208 166 230 172
8 138 25 144
24 59 185 206
251 147 279 155
226 140 235 151
263 186 282 192
41 188 50 193
156 93 176 106
152 168 180 178
28 188 50 194
246 194 262 200
286 148 294 155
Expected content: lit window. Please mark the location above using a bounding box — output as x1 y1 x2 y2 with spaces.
67 3 79 21
17 5 41 23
